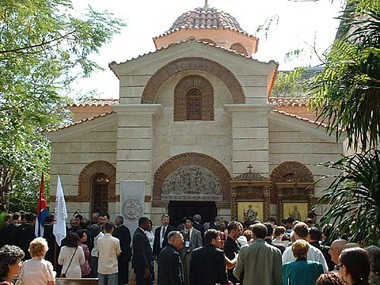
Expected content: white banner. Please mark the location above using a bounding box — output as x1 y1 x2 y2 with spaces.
53 175 68 246
120 180 146 236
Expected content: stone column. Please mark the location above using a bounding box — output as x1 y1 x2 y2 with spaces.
112 104 163 215
224 104 273 176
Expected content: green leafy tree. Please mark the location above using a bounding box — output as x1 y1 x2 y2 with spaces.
271 67 324 97
0 0 125 212
311 0 380 244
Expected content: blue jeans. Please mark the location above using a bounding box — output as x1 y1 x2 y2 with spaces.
98 272 118 285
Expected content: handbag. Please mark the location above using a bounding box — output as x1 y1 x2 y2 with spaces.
60 247 78 278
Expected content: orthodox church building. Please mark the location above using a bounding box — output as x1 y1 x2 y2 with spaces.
47 4 346 226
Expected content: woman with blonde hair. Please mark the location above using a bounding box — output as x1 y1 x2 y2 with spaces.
17 237 55 285
282 239 324 285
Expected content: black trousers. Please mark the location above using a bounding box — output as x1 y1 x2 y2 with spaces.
134 267 151 285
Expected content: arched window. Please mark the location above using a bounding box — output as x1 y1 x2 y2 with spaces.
230 43 248 56
174 75 214 121
91 173 110 214
186 88 202 120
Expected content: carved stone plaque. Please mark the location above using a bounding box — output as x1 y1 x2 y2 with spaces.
161 165 222 201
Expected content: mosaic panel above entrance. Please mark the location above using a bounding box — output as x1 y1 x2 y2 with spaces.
162 165 222 201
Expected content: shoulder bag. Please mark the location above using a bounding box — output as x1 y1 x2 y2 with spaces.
60 247 78 278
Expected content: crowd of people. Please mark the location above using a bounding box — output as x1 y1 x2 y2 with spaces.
0 210 379 285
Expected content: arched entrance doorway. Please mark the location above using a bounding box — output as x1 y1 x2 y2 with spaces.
168 201 217 227
152 152 232 217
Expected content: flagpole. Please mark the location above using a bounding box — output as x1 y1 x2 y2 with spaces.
54 240 58 271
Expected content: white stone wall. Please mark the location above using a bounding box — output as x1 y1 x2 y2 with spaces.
48 115 118 217
269 114 344 217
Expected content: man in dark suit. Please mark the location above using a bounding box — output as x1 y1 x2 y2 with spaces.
157 231 185 285
224 221 243 284
209 216 223 230
190 229 229 285
14 212 35 260
114 215 132 285
153 214 176 259
132 217 153 285
192 214 205 245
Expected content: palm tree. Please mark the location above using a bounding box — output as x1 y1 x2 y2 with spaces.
317 150 380 245
311 1 380 245
310 3 380 151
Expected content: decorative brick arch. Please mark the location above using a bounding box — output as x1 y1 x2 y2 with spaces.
230 43 248 56
270 161 315 215
141 57 245 104
152 152 231 207
271 161 314 183
174 75 214 121
75 160 117 202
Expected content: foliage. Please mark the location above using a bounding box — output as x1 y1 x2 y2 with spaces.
0 0 125 212
271 67 324 97
0 212 7 229
309 2 380 151
317 150 380 246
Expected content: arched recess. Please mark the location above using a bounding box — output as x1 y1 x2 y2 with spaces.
270 161 315 220
152 152 231 208
76 160 117 203
174 75 214 121
230 43 248 56
271 161 314 184
141 57 245 104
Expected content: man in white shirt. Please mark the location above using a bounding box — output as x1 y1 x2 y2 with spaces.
282 222 328 272
98 222 121 285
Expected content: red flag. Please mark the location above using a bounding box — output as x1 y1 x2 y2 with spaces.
35 173 49 237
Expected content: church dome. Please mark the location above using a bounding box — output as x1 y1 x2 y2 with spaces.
167 6 244 32
153 5 258 57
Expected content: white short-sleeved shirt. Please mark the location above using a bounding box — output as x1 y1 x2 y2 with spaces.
19 257 55 285
58 246 85 278
98 233 121 274
282 241 329 272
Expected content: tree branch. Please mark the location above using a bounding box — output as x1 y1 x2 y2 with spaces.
0 30 76 54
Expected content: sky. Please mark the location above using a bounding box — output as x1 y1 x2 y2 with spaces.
71 0 344 99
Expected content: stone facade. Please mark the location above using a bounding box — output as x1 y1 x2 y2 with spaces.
47 5 346 226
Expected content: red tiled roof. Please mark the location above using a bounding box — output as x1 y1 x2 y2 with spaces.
49 111 114 132
269 97 308 107
158 6 255 38
68 98 119 107
272 109 328 128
